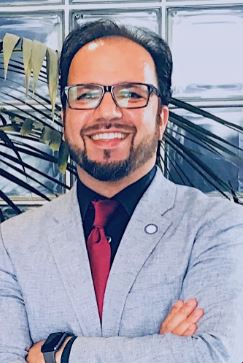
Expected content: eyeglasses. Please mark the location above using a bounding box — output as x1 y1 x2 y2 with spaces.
63 82 161 110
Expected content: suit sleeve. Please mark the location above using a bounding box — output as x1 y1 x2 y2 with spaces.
0 226 32 363
68 205 243 363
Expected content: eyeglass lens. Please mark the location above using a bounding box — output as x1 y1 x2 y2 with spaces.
67 83 149 109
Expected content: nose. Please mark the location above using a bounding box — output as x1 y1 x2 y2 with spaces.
94 91 123 121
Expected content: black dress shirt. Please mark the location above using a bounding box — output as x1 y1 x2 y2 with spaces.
77 165 156 266
61 166 156 363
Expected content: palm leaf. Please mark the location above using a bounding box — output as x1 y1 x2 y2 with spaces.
0 129 26 173
0 190 21 222
31 40 47 94
22 38 32 95
169 113 243 166
0 149 69 189
3 33 20 79
1 158 58 196
165 132 231 199
46 48 59 118
171 97 243 133
0 168 51 201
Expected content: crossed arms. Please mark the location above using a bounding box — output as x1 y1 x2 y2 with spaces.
27 299 204 362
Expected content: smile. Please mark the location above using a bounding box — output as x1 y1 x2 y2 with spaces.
90 132 127 141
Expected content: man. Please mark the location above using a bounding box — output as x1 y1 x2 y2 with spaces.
1 19 243 363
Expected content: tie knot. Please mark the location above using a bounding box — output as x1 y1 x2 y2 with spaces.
92 199 118 227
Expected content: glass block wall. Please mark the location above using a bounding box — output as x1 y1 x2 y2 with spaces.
1 0 243 214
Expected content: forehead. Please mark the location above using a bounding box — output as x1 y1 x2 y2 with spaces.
67 36 158 86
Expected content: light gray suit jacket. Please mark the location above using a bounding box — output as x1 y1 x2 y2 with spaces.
1 169 243 363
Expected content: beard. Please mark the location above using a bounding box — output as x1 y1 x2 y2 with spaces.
66 122 160 182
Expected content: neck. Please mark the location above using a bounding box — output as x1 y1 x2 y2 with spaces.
77 158 156 198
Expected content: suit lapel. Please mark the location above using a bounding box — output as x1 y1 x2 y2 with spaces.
102 169 176 336
45 170 177 337
47 186 101 336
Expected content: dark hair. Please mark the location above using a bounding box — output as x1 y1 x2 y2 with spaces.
59 19 173 108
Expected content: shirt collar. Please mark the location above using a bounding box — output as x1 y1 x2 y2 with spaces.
77 166 157 219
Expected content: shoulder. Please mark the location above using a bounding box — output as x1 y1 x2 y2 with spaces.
0 186 77 249
149 168 243 228
176 182 243 223
172 184 243 252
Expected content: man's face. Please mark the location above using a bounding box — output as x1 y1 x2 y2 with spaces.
63 36 168 181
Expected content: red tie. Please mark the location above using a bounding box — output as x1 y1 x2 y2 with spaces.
87 199 118 320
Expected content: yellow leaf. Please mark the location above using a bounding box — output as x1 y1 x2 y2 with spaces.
31 40 47 94
22 38 32 96
0 125 19 132
3 33 20 79
58 140 69 174
46 48 59 120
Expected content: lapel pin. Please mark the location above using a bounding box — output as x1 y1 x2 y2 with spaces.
144 224 158 235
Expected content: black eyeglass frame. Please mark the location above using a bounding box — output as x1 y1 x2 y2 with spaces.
63 82 161 110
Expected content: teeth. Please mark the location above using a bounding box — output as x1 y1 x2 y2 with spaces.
91 132 126 141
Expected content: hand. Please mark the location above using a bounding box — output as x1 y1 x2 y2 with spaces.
160 298 204 336
26 337 72 363
26 340 45 363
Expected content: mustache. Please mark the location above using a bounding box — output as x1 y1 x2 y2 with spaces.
81 122 136 135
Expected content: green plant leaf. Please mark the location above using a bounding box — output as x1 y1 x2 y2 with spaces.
46 48 59 119
40 126 52 145
20 118 34 136
39 126 62 151
3 33 20 79
31 40 47 94
22 38 32 95
49 129 61 151
58 140 69 174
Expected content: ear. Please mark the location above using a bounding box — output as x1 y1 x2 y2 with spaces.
158 106 169 140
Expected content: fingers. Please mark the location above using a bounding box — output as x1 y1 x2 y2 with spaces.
171 307 204 336
160 299 184 330
182 323 197 336
160 298 204 336
160 298 197 334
